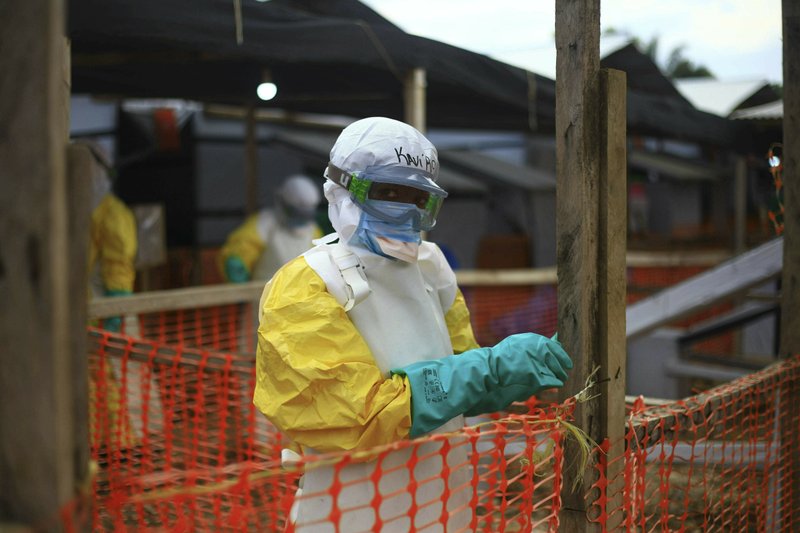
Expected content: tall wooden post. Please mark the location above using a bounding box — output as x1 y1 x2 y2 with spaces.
67 144 94 517
780 0 800 525
734 156 748 255
404 68 427 133
556 0 627 529
0 0 80 528
597 68 628 531
782 0 799 358
244 103 259 215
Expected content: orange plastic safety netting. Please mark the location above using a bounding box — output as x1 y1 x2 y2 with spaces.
590 356 800 532
115 264 721 354
66 325 800 532
74 329 572 532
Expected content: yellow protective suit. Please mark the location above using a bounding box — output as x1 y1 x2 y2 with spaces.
254 254 478 453
88 193 137 294
219 210 322 281
87 192 138 451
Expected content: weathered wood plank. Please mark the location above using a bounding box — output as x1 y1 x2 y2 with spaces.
0 0 75 526
555 0 602 529
781 0 800 523
67 144 93 506
404 68 426 133
598 67 627 532
244 103 258 215
626 237 783 340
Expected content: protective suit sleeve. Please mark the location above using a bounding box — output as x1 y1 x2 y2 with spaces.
92 195 137 293
219 214 265 280
254 256 413 453
392 333 572 437
445 288 480 354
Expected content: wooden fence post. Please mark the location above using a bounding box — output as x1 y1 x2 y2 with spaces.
780 0 799 525
556 1 627 530
598 67 628 531
404 68 427 133
0 0 79 528
244 102 259 215
555 0 601 530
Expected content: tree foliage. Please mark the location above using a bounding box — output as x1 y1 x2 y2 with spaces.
603 29 714 79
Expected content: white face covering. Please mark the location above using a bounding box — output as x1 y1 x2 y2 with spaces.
91 168 112 211
325 181 421 263
375 236 419 263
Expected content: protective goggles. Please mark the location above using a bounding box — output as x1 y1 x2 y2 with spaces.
327 163 448 231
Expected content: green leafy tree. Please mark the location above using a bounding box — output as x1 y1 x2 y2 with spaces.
602 29 714 79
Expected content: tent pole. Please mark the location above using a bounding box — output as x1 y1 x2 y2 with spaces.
404 68 426 133
244 102 259 215
734 156 747 255
780 0 800 525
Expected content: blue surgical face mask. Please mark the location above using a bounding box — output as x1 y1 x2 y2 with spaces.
351 203 421 260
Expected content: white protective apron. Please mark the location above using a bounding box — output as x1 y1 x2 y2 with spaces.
252 210 318 281
298 239 473 533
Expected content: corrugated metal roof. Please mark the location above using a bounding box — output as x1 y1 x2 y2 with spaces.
675 79 771 117
628 150 725 182
730 99 783 120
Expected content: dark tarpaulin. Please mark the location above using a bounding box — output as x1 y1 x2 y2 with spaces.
69 0 547 131
69 0 735 145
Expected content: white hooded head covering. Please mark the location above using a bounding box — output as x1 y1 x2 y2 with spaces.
72 139 114 210
324 117 439 244
277 174 321 211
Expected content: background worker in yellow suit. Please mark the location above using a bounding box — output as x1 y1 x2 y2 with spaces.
219 175 322 352
75 139 140 450
81 140 138 332
219 174 323 284
254 117 573 532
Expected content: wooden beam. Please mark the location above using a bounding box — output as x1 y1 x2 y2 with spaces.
780 0 800 525
456 267 557 286
403 68 426 133
597 67 627 531
244 103 258 215
0 0 76 527
626 238 783 340
781 0 800 358
88 280 266 318
734 156 748 254
66 144 94 509
554 0 602 529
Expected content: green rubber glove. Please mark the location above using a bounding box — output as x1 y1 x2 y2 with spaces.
103 289 132 332
225 255 250 283
391 333 572 437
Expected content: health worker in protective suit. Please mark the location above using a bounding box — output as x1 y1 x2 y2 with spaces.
76 139 139 450
82 140 138 333
254 117 572 532
219 174 323 284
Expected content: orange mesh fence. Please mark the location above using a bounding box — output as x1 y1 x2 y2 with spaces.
591 356 800 532
463 264 727 349
127 302 259 353
81 328 291 531
66 326 800 532
463 285 558 346
74 329 573 531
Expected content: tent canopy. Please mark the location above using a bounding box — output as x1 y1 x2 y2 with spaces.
70 0 736 146
70 0 547 131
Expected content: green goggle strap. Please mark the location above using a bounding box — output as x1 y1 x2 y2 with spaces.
348 174 371 204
